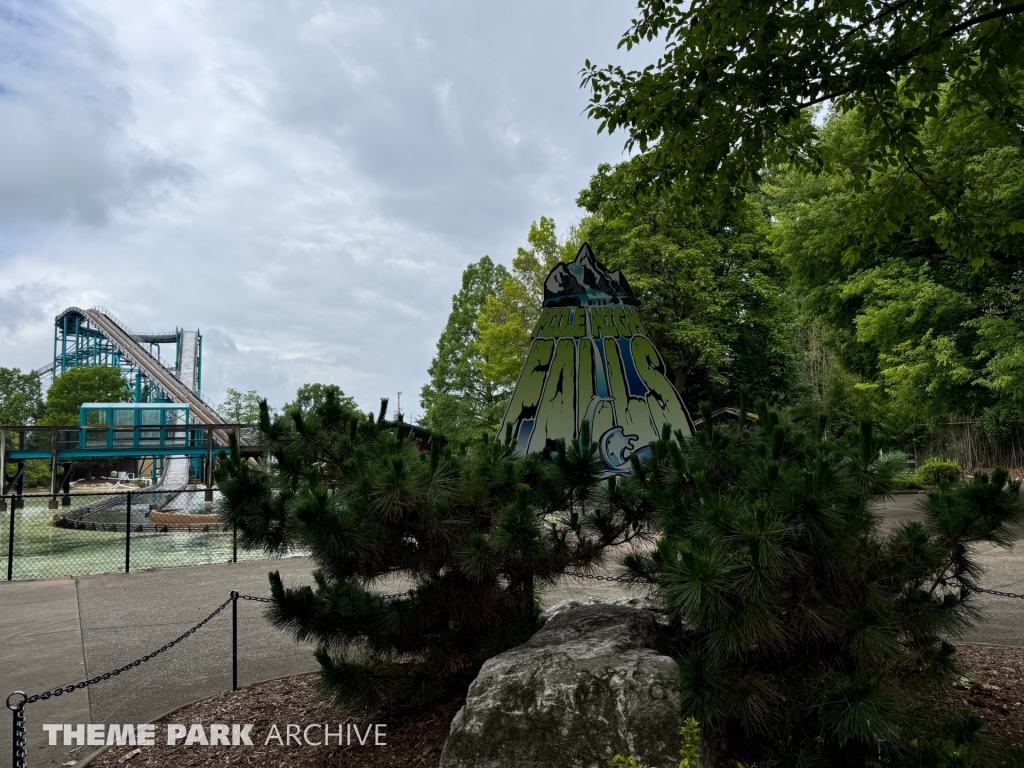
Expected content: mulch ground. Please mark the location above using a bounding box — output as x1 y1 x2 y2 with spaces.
85 643 1024 768
928 644 1024 748
85 674 462 768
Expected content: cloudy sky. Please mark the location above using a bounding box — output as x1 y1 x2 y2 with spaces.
0 0 649 419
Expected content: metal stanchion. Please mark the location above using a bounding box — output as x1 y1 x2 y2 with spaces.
6 500 14 582
125 491 132 573
7 691 26 768
231 591 239 690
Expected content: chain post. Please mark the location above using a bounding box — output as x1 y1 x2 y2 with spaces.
125 491 132 574
231 591 238 691
6 594 238 762
7 692 26 768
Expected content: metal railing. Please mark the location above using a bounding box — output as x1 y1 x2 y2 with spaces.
1 423 261 453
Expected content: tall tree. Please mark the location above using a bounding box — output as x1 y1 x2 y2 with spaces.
0 367 43 425
219 388 268 423
39 367 131 426
577 160 795 407
284 384 357 417
475 217 580 390
766 94 1024 439
583 0 1024 265
420 256 510 443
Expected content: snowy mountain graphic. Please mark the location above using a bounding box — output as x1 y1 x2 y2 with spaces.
543 243 639 308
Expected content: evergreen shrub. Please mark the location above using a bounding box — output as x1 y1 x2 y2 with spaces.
618 398 1023 766
217 393 642 711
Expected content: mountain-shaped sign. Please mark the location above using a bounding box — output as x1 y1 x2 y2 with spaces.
499 243 692 473
543 243 639 307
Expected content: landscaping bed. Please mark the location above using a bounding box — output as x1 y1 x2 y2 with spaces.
929 644 1024 749
83 643 1024 767
86 674 462 768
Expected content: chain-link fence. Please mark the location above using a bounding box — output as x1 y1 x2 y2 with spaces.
1 488 283 581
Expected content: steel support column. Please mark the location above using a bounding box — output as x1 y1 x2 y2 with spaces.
48 427 59 509
205 430 214 502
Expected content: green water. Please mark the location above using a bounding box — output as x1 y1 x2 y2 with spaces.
1 494 287 580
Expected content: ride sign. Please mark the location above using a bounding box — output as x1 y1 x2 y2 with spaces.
498 243 693 473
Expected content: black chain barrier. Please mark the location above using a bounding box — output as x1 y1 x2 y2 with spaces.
7 580 1023 766
6 587 412 768
7 594 235 768
565 570 630 583
977 588 1024 600
564 574 1024 594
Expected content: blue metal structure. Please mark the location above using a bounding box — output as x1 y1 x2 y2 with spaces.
2 307 237 512
79 402 190 428
44 307 204 403
79 402 192 479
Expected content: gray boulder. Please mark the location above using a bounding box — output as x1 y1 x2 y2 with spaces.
439 599 683 768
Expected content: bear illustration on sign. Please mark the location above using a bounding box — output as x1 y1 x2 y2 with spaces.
497 243 693 473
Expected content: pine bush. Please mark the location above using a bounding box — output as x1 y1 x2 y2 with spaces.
216 394 636 711
618 398 1023 766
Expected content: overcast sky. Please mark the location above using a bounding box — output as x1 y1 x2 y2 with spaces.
0 0 649 419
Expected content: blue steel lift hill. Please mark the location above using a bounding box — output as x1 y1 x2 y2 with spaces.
0 307 261 512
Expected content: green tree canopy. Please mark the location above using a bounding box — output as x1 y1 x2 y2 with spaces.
39 366 131 426
476 175 793 409
766 98 1024 437
219 388 269 424
284 384 356 417
578 160 795 406
583 0 1024 265
420 256 510 443
475 217 580 391
0 367 43 425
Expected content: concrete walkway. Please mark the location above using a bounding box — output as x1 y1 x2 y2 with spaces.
1 558 320 767
3 492 1024 766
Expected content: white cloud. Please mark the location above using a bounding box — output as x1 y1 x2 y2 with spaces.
0 0 648 415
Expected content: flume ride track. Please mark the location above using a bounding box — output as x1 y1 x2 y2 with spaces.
44 307 241 524
75 307 226 433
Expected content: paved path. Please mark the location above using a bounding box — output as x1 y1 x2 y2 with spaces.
1 558 319 767
0 580 90 768
3 491 1024 766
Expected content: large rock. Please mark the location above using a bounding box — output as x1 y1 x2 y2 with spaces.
439 599 683 768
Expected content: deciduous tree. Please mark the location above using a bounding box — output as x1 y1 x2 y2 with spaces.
420 256 510 442
578 160 795 406
284 383 356 417
583 0 1024 265
475 217 580 391
0 367 43 425
766 95 1024 439
219 388 268 424
39 367 130 426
